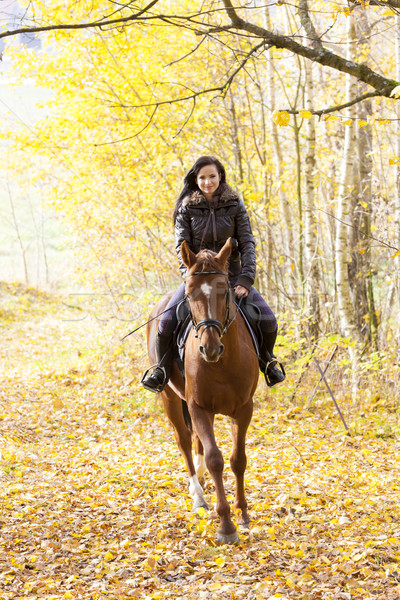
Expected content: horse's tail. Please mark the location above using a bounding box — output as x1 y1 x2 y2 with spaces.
182 399 192 432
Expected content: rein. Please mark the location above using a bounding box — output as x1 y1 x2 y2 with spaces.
120 298 186 341
121 271 244 342
186 270 243 339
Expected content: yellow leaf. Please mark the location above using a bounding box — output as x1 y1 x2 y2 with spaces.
343 119 353 126
64 593 73 599
104 551 115 561
352 552 364 562
286 576 296 588
82 525 91 534
392 249 400 258
196 506 206 518
299 109 312 119
215 556 225 567
209 582 222 591
272 110 290 126
358 120 368 127
196 520 207 533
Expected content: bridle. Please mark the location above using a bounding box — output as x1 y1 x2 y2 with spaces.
185 270 241 340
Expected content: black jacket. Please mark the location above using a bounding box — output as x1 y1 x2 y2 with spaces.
175 185 256 290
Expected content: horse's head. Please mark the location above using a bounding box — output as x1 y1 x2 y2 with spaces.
181 238 232 363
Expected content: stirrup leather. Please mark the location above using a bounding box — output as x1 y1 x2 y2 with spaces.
141 364 167 393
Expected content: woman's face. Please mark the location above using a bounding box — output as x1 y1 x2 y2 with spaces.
196 164 221 199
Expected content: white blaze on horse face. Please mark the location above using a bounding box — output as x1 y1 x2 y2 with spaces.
200 282 213 318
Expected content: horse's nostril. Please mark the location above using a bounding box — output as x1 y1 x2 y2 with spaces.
218 345 224 356
199 345 205 355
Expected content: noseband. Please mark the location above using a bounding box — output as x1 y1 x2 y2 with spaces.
186 270 233 339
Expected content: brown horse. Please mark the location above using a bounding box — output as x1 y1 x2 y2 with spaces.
146 238 259 543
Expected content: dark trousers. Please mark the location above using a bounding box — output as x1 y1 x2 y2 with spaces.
158 281 277 336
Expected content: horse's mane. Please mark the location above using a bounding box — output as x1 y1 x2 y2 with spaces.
194 249 226 272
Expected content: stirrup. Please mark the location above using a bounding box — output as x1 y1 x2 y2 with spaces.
265 358 286 387
141 364 167 393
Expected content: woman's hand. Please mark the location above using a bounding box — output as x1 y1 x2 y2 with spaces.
234 285 249 299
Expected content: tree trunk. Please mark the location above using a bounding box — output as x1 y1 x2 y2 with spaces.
303 60 321 341
227 89 244 188
249 63 274 298
335 13 361 394
264 6 299 312
293 114 305 299
264 8 295 278
395 15 400 358
7 183 29 285
352 6 379 348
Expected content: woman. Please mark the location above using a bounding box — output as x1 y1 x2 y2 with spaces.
141 155 285 393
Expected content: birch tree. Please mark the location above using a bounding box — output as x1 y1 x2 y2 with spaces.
303 61 321 341
353 6 379 348
297 0 321 340
335 12 361 390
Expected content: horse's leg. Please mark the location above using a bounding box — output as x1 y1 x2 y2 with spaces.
193 434 206 484
230 399 253 530
189 401 239 544
162 389 208 511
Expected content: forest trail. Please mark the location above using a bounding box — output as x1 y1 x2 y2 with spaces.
0 284 399 600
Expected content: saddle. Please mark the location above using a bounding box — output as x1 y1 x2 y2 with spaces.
172 299 260 378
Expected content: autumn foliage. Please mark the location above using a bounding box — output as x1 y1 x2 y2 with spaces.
1 2 400 597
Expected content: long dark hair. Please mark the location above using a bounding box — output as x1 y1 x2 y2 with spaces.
173 155 227 224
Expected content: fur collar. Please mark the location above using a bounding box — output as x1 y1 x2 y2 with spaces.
182 184 240 207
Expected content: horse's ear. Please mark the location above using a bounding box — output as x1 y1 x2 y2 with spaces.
181 240 197 269
215 237 232 268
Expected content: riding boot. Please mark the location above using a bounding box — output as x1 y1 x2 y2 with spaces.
141 331 173 393
259 328 286 387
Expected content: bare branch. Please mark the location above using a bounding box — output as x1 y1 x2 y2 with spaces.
0 0 161 40
94 105 158 146
284 89 383 117
350 0 400 10
221 0 399 97
318 208 400 252
165 36 206 67
119 40 266 109
173 97 196 138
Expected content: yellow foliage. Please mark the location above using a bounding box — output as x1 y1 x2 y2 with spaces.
272 110 291 126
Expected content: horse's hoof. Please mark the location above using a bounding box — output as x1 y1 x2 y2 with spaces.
239 523 250 532
216 530 240 544
192 498 209 512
